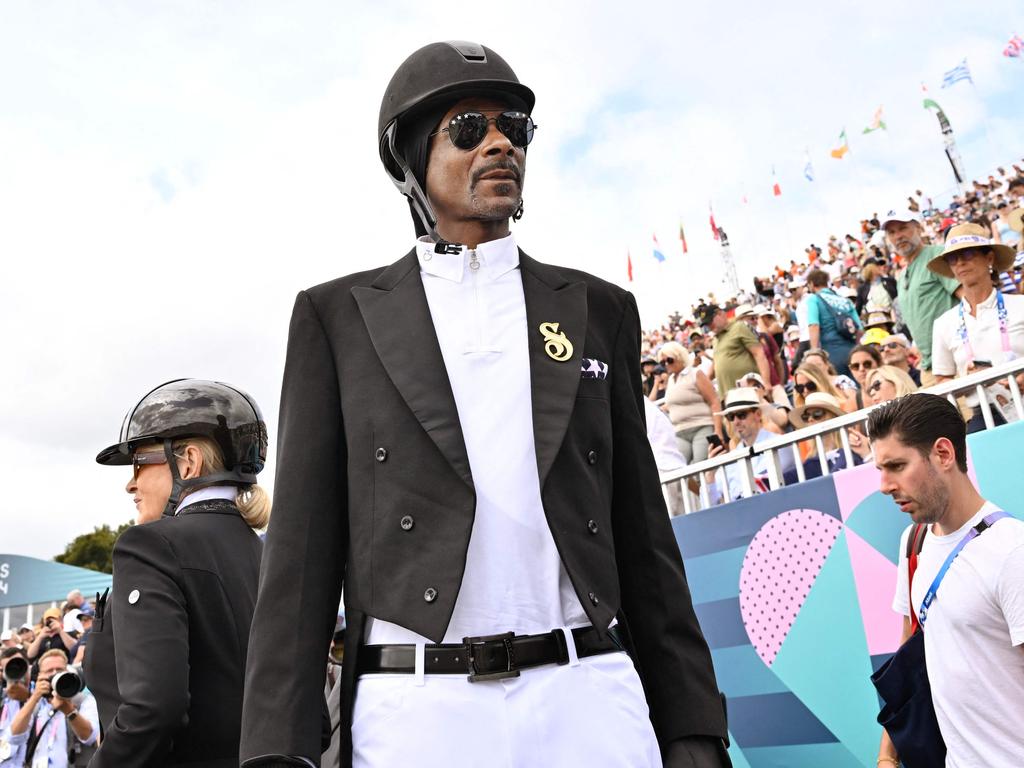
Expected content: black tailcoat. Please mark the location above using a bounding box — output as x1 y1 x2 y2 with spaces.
85 499 262 767
240 250 726 766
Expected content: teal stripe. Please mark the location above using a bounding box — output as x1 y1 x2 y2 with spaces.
740 742 866 768
711 645 787 698
685 545 746 605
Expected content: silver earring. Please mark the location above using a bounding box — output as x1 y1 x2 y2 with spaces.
513 200 524 221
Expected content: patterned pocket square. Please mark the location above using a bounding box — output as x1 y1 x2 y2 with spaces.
581 358 609 380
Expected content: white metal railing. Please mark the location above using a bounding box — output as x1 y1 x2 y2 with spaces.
659 357 1024 513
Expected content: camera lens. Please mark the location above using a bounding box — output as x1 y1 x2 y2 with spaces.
51 669 82 699
3 656 28 683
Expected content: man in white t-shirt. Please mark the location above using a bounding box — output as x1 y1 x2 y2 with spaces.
868 394 1024 767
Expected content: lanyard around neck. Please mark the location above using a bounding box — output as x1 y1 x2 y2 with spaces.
956 290 1011 368
919 510 1009 626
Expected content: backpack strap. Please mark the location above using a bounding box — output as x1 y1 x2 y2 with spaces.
907 524 928 634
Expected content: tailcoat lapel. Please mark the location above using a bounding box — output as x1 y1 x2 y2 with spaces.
520 251 588 488
351 250 473 489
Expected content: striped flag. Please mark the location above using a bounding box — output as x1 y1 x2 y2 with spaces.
941 59 973 88
627 251 633 282
652 234 666 263
679 222 688 254
830 129 849 159
862 105 887 134
709 203 719 240
771 165 781 196
1004 35 1024 58
803 151 814 182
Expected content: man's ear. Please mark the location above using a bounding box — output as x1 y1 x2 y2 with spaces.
931 437 958 472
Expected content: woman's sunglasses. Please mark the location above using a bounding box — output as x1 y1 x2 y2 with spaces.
849 360 876 372
432 111 537 151
803 408 830 422
661 357 676 365
794 381 818 395
867 379 884 396
132 450 185 480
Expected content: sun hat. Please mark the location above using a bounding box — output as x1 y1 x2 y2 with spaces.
864 310 893 329
927 222 1016 278
1008 208 1024 234
789 392 844 429
714 387 763 416
733 303 756 319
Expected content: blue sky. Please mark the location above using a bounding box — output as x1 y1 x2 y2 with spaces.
1 1 1021 556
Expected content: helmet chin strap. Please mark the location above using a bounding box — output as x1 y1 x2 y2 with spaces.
161 439 258 518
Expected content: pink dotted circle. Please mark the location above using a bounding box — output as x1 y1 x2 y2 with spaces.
739 509 842 666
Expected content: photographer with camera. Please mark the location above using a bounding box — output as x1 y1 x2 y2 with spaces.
1 649 31 735
25 609 74 664
0 649 96 768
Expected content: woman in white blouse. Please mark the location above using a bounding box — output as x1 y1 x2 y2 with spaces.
930 223 1024 432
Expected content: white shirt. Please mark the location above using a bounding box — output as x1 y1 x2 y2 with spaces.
892 502 1024 767
174 484 236 514
931 289 1024 406
795 295 811 341
1 693 98 768
643 399 687 472
366 234 588 645
708 427 795 504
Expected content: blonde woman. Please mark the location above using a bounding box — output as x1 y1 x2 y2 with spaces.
657 341 723 463
783 393 870 484
864 365 918 406
792 363 854 412
86 379 270 768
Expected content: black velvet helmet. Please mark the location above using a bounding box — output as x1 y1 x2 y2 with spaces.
377 41 535 240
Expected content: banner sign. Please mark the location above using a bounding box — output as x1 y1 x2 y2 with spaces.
672 422 1024 767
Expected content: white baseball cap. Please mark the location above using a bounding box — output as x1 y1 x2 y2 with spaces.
880 207 922 227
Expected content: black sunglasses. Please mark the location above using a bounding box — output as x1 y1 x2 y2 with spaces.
132 449 185 480
432 111 537 151
868 379 884 396
803 407 830 422
849 360 876 371
662 357 676 365
794 381 819 395
725 408 757 422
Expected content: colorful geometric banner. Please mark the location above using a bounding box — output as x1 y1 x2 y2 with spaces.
671 421 1024 767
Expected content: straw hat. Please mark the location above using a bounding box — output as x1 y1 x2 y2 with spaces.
1009 208 1024 234
714 387 762 416
927 223 1016 278
864 310 893 329
789 392 844 428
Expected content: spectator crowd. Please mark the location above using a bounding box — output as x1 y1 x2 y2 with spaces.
1 590 99 766
642 163 1024 510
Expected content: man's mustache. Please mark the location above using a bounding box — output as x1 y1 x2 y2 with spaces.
471 161 522 185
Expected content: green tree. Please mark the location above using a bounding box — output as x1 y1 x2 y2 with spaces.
54 521 134 573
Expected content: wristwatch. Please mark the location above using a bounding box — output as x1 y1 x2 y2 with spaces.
67 710 79 721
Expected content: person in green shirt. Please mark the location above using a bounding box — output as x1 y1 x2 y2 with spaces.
700 304 772 397
882 208 959 382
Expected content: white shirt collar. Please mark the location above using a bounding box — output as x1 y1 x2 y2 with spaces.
415 233 520 284
175 485 237 514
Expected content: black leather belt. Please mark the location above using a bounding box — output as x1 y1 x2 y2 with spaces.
356 626 623 682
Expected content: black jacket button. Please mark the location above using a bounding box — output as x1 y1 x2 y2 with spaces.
587 450 598 465
588 591 599 606
588 519 599 534
375 447 388 462
400 515 414 531
424 587 438 603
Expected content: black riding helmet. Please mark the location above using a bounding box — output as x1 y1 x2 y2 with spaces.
97 379 268 517
378 41 535 241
